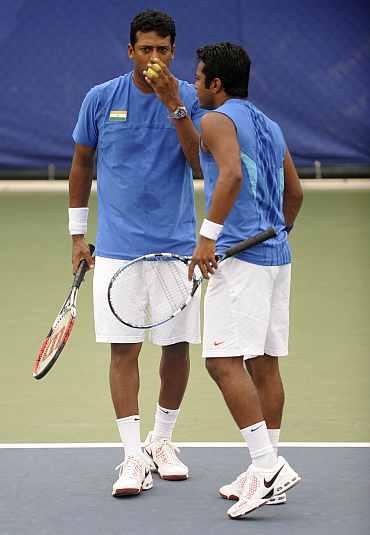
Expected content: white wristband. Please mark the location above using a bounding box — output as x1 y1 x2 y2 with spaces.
199 218 224 241
68 207 89 235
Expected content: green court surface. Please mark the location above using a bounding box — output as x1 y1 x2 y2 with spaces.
1 187 369 443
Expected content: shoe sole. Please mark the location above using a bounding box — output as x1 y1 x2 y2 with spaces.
220 491 287 505
112 484 153 497
160 474 189 481
112 475 153 497
219 492 239 500
228 476 301 519
143 449 188 481
266 494 287 505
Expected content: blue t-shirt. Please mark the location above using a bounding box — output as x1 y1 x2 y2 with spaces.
73 72 204 259
200 99 291 266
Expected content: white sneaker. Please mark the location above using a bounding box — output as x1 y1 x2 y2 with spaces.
143 431 189 480
112 455 153 497
219 471 287 505
227 456 301 519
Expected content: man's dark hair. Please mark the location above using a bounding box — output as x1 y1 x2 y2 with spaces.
130 10 176 46
196 42 251 98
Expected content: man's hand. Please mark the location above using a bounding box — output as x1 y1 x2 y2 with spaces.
72 236 94 274
143 58 182 111
188 236 218 281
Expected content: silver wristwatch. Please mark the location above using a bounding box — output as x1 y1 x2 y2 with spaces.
168 106 188 120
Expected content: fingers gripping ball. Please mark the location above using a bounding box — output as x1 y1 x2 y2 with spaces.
146 63 162 80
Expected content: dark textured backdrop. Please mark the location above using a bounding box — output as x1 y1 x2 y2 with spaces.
0 0 369 169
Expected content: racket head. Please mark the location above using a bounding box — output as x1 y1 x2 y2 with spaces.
33 302 76 380
32 243 94 380
108 253 201 329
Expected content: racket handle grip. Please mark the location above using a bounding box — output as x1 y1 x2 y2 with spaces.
223 227 277 258
73 243 95 288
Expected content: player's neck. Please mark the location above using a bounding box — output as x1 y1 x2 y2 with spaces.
214 93 232 108
132 69 154 94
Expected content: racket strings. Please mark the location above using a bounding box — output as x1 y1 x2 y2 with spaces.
110 257 192 328
42 312 70 360
147 259 189 316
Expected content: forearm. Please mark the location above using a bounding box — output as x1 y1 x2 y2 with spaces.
283 193 303 227
69 156 94 208
283 148 303 227
173 117 202 177
206 172 243 224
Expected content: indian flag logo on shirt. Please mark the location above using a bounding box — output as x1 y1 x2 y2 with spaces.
109 110 128 122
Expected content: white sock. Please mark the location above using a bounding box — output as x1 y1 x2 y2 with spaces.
240 420 278 470
152 404 180 441
116 415 142 458
268 428 280 457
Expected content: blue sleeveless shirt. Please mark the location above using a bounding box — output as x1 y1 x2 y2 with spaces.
200 99 291 266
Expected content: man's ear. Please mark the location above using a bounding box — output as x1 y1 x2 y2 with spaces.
171 44 176 60
212 78 223 94
128 43 134 59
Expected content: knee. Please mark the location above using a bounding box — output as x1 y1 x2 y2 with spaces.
248 356 281 387
111 343 140 367
162 342 189 361
205 358 235 385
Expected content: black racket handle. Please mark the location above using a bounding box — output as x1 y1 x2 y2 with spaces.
223 227 277 259
73 243 95 288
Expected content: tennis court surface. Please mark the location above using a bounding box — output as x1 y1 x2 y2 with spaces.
1 445 369 535
1 181 369 533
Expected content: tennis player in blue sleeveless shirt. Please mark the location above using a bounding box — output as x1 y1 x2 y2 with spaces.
189 43 303 519
69 11 204 497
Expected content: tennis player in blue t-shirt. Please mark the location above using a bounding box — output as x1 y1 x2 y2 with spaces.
68 11 204 497
189 43 303 518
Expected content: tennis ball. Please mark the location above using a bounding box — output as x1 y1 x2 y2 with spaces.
150 63 162 72
147 67 160 79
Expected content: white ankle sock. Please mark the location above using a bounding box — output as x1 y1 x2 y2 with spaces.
240 420 278 470
152 404 179 441
268 428 280 456
116 415 142 458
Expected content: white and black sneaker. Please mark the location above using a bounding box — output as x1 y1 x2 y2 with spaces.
227 457 301 519
219 471 287 505
112 455 153 497
143 431 189 481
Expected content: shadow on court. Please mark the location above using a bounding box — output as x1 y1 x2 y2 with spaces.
0 447 369 535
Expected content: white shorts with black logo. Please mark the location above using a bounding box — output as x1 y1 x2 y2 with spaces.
203 257 291 359
93 256 201 346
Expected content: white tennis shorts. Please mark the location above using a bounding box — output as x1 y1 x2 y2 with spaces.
93 256 201 345
203 257 291 359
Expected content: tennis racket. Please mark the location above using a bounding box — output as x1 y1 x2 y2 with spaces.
108 228 276 329
32 244 95 380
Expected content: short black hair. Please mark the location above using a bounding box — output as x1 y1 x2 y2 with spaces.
130 10 176 46
196 42 251 98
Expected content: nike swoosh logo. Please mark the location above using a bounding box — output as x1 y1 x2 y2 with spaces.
213 340 224 346
159 408 169 414
264 465 285 488
251 424 264 432
262 488 274 500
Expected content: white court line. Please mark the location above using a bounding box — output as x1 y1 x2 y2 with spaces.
0 442 369 449
1 179 370 193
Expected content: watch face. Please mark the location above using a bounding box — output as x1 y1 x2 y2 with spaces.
172 107 187 119
176 109 187 118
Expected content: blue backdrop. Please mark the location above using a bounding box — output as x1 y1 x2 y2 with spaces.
0 0 369 169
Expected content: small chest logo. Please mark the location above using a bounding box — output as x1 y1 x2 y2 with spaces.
109 110 128 122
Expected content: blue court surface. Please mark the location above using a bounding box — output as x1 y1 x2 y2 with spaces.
1 445 369 535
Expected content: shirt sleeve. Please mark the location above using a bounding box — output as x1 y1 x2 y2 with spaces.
72 87 100 147
190 97 207 131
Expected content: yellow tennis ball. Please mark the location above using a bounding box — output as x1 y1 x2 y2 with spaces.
147 67 160 79
150 63 162 73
